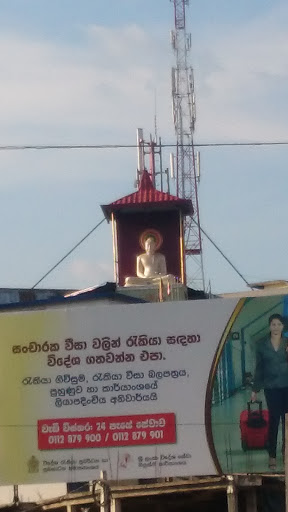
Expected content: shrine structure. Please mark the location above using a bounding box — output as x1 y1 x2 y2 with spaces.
101 170 193 302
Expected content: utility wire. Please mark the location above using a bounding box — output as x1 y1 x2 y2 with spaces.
0 141 288 151
197 223 253 289
31 218 106 289
196 141 288 148
31 214 250 292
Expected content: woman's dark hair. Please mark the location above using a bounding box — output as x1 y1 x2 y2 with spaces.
268 313 284 325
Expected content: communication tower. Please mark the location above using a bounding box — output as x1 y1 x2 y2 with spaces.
170 0 205 289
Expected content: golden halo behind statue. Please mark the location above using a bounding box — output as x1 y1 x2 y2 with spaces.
139 229 163 251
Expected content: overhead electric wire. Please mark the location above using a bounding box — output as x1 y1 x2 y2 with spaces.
31 218 106 289
195 141 288 148
0 141 288 151
23 137 256 290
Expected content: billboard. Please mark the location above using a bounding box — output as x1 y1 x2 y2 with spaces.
0 294 287 484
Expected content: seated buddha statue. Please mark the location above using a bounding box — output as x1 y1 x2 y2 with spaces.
124 236 175 287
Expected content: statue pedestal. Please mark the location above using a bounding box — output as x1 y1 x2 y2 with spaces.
117 283 187 303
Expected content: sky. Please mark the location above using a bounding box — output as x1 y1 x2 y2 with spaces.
0 0 287 503
0 0 288 297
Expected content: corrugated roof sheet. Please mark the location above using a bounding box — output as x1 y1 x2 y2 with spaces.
102 170 193 218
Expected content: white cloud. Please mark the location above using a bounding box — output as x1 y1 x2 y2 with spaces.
0 24 174 190
0 26 171 137
194 3 288 141
65 258 114 288
0 11 288 292
1 7 288 149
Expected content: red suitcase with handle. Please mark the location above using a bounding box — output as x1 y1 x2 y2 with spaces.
240 400 269 451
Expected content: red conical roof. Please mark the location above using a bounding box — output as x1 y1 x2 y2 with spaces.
101 170 193 219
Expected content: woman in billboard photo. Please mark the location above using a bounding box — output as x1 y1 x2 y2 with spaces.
251 314 288 470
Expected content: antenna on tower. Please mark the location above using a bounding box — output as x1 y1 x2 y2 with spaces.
196 151 200 182
135 128 145 187
170 153 175 179
154 89 158 143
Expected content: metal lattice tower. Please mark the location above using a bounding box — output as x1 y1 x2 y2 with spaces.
171 0 205 289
